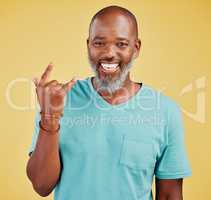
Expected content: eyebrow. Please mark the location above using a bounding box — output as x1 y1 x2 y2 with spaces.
93 36 106 40
93 36 129 42
116 37 129 42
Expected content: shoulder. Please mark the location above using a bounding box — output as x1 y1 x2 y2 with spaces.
64 77 92 111
66 77 90 96
142 83 182 117
71 77 90 90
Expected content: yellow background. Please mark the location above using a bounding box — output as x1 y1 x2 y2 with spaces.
0 0 210 199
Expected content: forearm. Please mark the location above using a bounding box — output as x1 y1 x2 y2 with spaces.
156 195 183 200
26 119 61 196
155 178 183 200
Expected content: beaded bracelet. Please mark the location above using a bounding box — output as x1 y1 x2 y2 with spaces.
40 111 63 119
39 120 60 134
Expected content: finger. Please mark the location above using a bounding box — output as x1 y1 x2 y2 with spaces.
33 77 39 87
62 78 77 92
39 62 53 85
44 80 58 87
53 83 63 90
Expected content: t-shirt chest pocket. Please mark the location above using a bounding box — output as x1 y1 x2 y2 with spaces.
119 136 156 170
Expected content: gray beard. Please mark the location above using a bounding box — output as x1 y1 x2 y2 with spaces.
88 55 135 94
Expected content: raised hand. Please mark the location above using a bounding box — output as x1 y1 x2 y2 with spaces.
33 62 77 117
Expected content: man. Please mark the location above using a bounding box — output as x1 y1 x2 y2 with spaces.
26 5 192 200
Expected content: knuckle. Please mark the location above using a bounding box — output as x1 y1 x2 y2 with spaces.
41 73 46 79
44 85 50 91
52 80 58 83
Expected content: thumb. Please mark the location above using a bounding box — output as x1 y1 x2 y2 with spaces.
63 77 77 92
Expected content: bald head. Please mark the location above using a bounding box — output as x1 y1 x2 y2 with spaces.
89 5 139 39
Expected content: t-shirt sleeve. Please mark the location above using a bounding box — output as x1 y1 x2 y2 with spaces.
28 108 41 156
154 101 192 179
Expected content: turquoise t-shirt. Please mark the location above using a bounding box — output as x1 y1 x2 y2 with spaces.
28 76 192 200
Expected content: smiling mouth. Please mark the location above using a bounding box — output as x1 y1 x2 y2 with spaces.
98 62 120 74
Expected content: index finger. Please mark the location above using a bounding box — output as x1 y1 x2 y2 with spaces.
39 63 53 85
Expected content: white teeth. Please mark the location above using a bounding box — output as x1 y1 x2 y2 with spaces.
101 63 119 69
101 63 119 68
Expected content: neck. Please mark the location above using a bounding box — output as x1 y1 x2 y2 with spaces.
92 73 140 104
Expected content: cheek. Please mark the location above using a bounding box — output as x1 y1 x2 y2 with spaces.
88 48 100 60
121 51 134 64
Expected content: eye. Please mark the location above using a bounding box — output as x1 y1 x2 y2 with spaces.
93 41 105 47
117 42 128 48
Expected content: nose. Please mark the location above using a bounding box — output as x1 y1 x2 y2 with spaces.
103 44 117 60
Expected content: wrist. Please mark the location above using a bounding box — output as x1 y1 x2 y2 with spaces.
40 111 63 119
40 117 60 130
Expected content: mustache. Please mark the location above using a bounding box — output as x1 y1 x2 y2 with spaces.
87 51 136 71
87 57 134 72
97 60 121 64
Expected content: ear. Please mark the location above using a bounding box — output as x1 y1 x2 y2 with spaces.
133 39 141 59
86 38 89 46
86 38 90 54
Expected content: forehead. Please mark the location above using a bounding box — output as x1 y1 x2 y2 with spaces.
89 14 135 40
